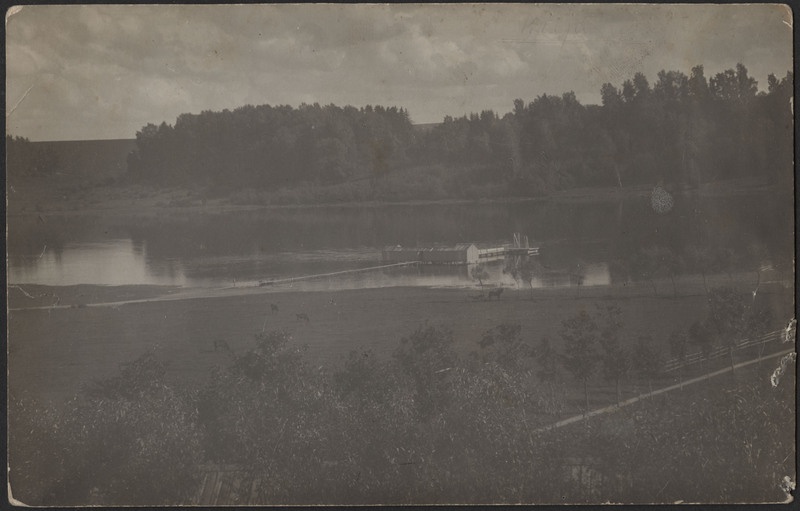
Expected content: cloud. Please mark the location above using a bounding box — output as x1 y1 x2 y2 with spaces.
5 4 792 140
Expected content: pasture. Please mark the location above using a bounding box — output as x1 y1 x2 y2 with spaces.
9 278 793 410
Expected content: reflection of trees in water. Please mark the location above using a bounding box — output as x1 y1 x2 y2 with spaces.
120 201 624 270
608 193 792 286
144 258 185 281
123 194 794 288
6 216 86 264
131 238 146 256
8 193 792 287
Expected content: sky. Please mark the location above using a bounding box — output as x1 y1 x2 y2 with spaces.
6 4 793 141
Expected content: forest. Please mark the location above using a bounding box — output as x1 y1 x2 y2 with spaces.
115 63 793 200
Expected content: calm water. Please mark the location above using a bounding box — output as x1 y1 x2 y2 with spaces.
6 191 791 291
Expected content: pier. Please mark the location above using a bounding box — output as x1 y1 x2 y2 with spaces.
382 233 539 265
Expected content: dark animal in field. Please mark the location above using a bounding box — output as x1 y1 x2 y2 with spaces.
487 288 504 300
213 339 233 353
271 303 279 314
296 313 310 322
469 293 485 301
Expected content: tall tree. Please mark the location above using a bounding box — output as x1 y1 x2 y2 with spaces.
596 304 629 405
668 329 689 389
631 335 662 396
706 287 749 372
560 310 599 415
535 336 562 414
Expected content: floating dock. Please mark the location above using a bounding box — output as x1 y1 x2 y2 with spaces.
478 246 539 259
382 234 539 265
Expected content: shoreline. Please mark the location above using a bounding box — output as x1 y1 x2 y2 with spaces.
8 268 792 311
6 177 783 218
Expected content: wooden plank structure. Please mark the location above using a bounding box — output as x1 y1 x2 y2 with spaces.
382 234 538 265
382 243 479 265
663 326 795 372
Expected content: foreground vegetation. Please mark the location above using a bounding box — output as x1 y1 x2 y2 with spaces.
9 286 794 505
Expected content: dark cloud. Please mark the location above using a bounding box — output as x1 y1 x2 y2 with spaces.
6 4 792 141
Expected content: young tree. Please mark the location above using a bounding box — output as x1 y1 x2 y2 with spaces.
199 330 362 502
393 325 460 421
688 319 715 371
685 245 713 295
535 336 562 413
58 352 203 505
595 305 628 405
600 334 630 407
664 248 685 298
560 310 600 415
502 257 520 290
504 256 544 298
571 260 587 298
519 257 544 298
477 324 531 372
667 329 689 389
706 287 749 372
470 264 490 290
746 307 774 363
631 335 663 396
632 246 662 296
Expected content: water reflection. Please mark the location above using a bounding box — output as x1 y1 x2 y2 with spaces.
231 259 610 293
8 239 188 287
6 237 610 293
6 192 790 291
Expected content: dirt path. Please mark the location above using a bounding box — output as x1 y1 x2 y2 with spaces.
532 348 796 435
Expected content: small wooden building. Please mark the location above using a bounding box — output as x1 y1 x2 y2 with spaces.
382 243 479 265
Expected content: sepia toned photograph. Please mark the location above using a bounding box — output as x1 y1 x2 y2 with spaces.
5 3 796 506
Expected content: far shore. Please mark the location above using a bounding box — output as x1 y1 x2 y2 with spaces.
6 176 783 218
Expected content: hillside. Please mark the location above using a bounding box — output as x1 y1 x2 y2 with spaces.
33 138 136 180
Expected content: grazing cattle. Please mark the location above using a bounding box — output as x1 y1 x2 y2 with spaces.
296 313 310 322
488 288 504 300
271 303 279 314
213 339 232 353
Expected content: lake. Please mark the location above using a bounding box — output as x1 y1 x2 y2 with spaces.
6 190 792 293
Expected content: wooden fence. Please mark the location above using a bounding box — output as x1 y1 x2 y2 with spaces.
663 325 796 372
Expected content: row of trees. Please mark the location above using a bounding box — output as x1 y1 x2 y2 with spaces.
127 103 415 189
558 288 774 415
420 64 792 193
613 242 781 297
474 238 784 300
9 287 780 505
125 63 792 197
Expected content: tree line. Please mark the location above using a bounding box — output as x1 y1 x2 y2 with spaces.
9 287 786 505
126 103 415 190
124 63 792 198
